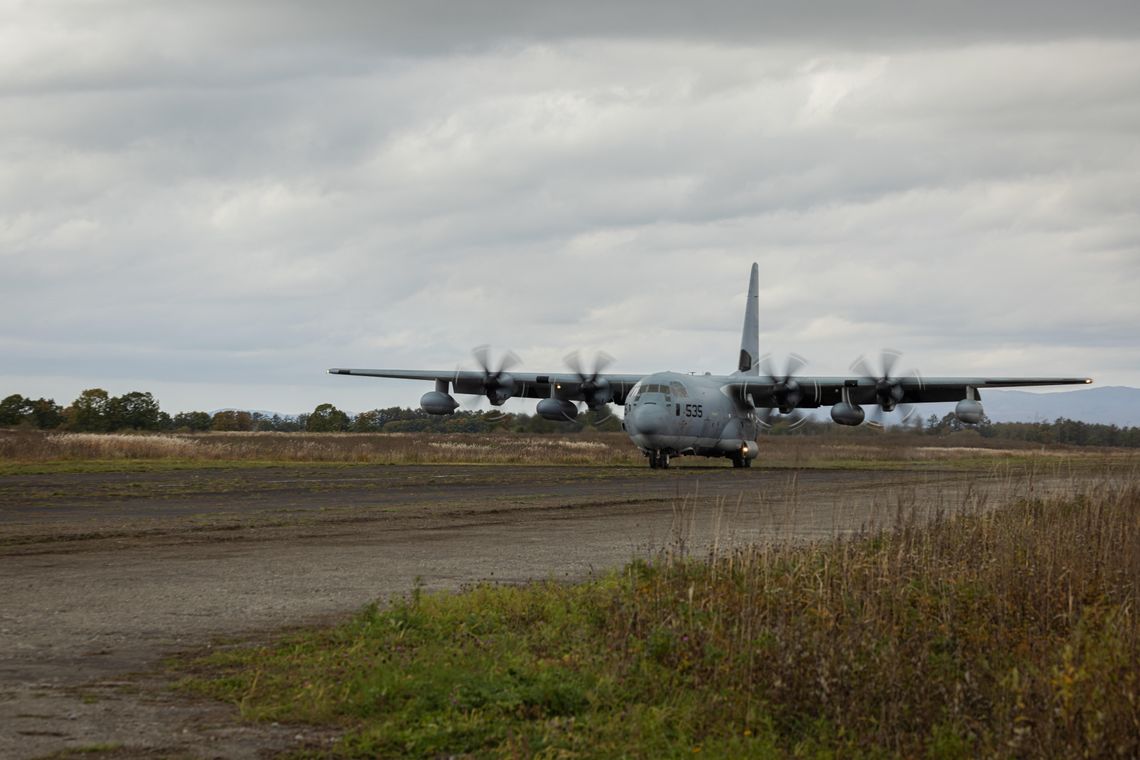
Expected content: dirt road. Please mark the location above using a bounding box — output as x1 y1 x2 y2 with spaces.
0 463 1075 758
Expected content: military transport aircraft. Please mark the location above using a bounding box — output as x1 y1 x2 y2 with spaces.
330 263 1092 469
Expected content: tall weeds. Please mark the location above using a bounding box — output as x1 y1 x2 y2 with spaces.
622 479 1140 756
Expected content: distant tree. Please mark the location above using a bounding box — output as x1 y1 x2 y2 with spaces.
306 403 350 432
173 411 213 431
29 398 64 429
517 412 567 434
67 388 112 432
351 409 384 432
109 391 162 430
211 410 254 432
938 412 965 434
3 394 74 429
0 394 32 426
271 414 304 432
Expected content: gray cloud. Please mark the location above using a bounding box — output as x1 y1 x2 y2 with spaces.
1 4 1138 414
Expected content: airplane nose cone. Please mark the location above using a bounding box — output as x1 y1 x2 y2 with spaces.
628 404 666 436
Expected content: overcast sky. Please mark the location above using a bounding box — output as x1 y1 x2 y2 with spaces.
3 1 1138 415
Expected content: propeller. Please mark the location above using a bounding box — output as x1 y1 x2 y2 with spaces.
755 353 813 430
458 345 521 421
849 349 923 429
564 350 615 425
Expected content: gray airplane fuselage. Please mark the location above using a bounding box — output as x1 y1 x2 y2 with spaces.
624 371 761 464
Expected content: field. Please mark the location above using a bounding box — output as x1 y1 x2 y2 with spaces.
0 430 1137 758
2 428 1131 473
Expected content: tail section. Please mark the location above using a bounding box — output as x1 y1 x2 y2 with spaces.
737 262 760 374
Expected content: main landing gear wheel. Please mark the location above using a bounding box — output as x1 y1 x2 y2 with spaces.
648 451 671 469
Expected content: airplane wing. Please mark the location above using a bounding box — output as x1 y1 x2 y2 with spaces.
328 368 646 404
727 375 1094 409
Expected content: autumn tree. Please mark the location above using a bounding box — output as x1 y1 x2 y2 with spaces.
109 391 163 430
172 411 212 431
29 398 64 429
0 394 32 426
211 410 254 431
306 403 350 432
67 388 112 432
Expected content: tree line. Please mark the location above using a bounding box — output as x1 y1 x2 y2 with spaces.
0 389 621 434
3 389 1138 446
767 411 1140 447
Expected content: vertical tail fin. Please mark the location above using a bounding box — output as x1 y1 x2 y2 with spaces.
738 262 759 374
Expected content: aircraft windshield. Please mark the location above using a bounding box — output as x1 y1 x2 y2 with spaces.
634 383 677 401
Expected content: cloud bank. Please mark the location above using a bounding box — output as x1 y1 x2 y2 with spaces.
2 2 1137 413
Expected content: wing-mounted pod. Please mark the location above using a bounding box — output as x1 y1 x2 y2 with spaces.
536 397 579 421
421 379 459 415
830 387 865 426
954 386 984 424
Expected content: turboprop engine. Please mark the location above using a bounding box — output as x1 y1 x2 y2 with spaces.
536 398 579 421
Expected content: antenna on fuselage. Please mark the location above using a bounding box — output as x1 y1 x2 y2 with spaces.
737 262 760 375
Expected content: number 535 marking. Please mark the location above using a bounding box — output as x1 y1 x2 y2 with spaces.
684 404 703 418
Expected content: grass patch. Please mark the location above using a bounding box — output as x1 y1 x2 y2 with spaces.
177 481 1140 758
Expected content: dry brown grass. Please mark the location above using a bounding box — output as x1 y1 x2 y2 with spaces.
0 429 642 467
1 428 1134 472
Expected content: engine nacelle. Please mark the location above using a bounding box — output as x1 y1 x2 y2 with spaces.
536 398 578 421
420 391 458 415
831 402 865 426
955 399 984 425
486 373 516 406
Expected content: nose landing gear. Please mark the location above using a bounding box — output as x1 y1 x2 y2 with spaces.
648 450 671 469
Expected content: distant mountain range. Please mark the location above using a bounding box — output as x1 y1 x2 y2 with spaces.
935 386 1140 427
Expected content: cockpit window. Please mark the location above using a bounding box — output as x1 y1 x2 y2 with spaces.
669 381 688 398
635 384 665 399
